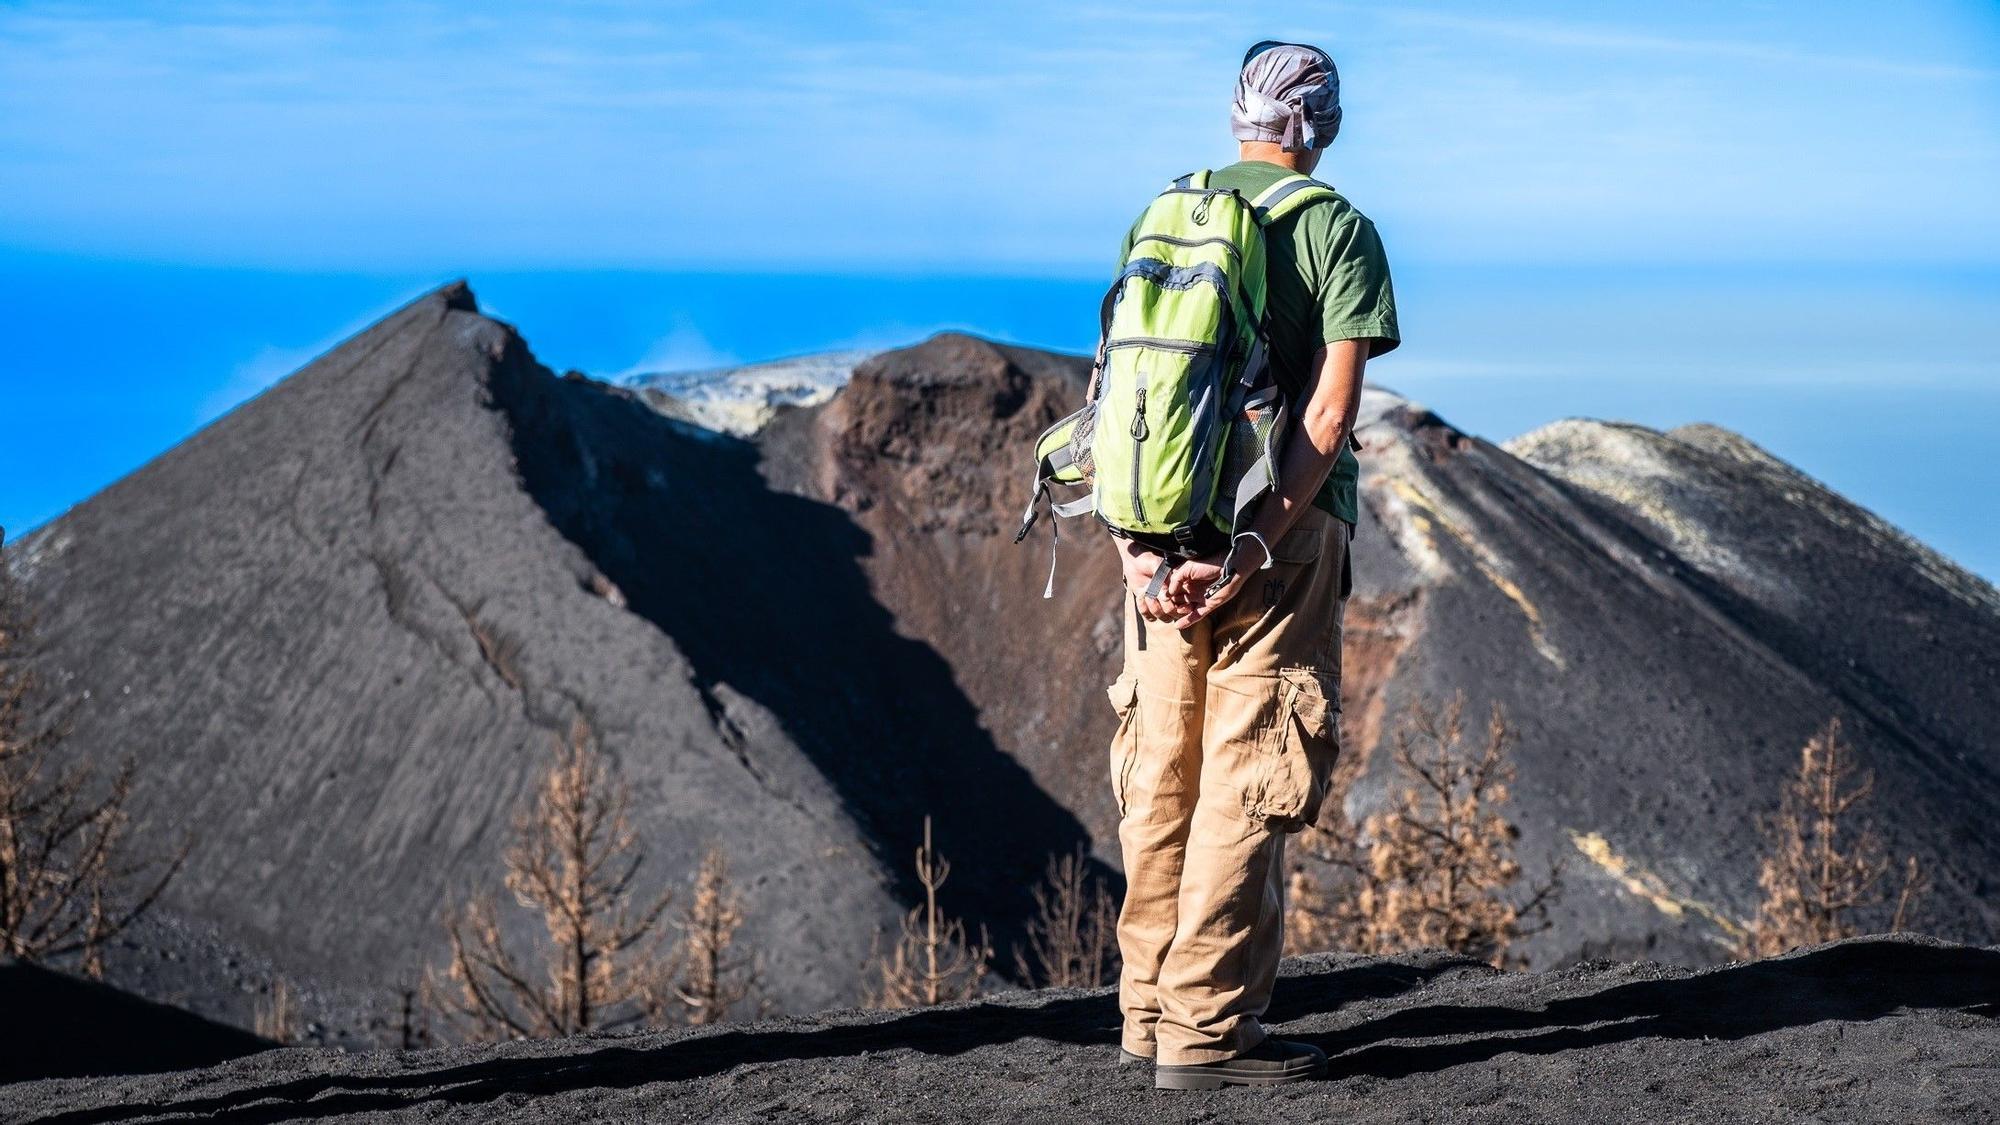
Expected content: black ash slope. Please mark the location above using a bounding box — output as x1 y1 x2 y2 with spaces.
5 283 1083 1034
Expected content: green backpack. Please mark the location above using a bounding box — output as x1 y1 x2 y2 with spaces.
1015 169 1335 599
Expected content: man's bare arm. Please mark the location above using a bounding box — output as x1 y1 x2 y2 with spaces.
1242 337 1368 557
1165 338 1369 625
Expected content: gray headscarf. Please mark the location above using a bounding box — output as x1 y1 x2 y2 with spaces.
1231 41 1342 152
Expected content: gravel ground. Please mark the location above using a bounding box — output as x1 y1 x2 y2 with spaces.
6 934 1995 1125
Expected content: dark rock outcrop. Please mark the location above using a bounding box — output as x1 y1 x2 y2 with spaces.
758 336 1128 840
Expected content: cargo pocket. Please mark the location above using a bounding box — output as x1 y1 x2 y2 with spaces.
1245 668 1341 832
1216 523 1325 640
1107 675 1141 817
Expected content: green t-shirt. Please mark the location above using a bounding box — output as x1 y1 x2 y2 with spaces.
1119 160 1399 523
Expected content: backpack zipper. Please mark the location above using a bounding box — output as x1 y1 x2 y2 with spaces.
1104 338 1215 356
1130 388 1149 524
1129 234 1243 268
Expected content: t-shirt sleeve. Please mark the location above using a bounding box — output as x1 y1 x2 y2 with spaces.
1308 211 1400 357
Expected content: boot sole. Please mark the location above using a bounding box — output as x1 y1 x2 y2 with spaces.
1153 1056 1326 1090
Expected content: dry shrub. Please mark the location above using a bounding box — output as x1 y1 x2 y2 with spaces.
657 845 761 1025
867 817 991 1007
1289 694 1558 967
1013 848 1119 989
1287 835 1368 956
429 716 672 1040
0 533 184 976
1746 718 1925 957
256 978 299 1043
1890 855 1931 935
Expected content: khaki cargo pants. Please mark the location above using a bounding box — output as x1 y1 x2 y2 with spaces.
1109 507 1346 1065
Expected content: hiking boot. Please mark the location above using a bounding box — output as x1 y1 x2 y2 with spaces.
1120 1047 1153 1066
1154 1038 1327 1090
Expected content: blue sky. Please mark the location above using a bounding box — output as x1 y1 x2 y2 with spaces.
6 1 1997 270
2 2 1998 576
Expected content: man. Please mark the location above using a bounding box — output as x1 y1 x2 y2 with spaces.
1107 41 1398 1090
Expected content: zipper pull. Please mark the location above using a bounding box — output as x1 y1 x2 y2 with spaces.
1130 388 1149 440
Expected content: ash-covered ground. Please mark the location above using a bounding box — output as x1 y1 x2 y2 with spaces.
6 934 1995 1125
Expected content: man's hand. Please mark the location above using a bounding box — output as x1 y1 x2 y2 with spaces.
1118 540 1183 622
1163 538 1268 630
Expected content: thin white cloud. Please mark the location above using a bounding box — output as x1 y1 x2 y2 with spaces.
1358 5 2000 81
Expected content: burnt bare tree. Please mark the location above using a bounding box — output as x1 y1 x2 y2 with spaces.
867 817 990 1008
1890 855 1931 935
1013 847 1119 989
1289 695 1558 967
0 531 184 976
429 716 672 1040
1746 718 1925 957
255 978 299 1044
656 845 761 1026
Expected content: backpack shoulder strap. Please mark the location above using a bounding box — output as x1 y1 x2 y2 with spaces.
1248 173 1336 226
